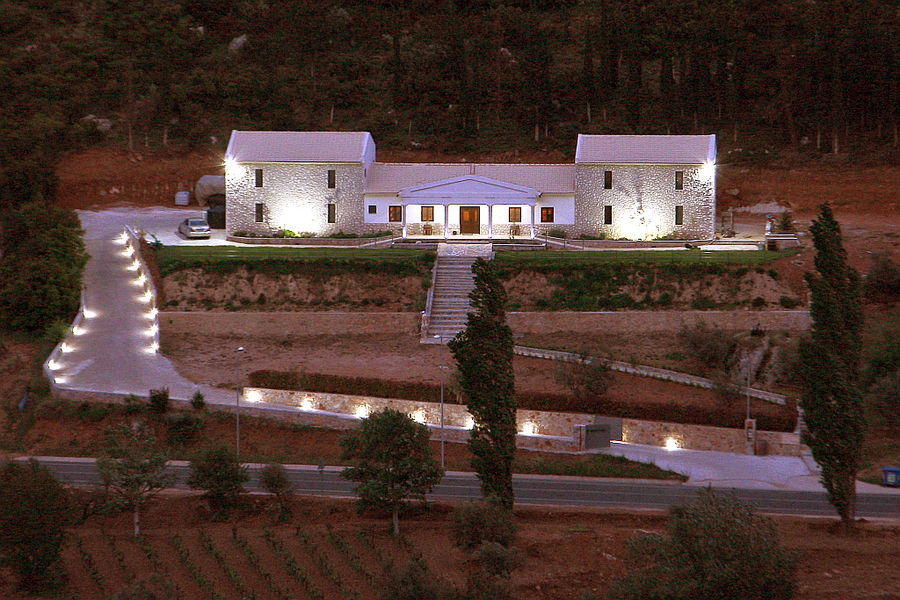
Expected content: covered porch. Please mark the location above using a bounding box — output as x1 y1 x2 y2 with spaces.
397 175 539 240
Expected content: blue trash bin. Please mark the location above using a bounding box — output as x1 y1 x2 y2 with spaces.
883 466 900 487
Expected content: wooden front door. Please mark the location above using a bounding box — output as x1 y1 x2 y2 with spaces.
459 206 480 234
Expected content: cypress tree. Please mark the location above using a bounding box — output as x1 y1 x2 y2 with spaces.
799 204 865 525
448 258 517 509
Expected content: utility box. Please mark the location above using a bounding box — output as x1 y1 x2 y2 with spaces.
584 424 611 449
175 191 190 206
884 467 900 487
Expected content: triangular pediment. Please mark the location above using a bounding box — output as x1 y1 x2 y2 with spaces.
400 175 539 200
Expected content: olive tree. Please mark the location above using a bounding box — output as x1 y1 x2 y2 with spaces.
340 408 443 536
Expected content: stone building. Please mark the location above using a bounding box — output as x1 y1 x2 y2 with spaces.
224 131 716 240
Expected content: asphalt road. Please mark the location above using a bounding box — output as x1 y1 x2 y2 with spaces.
23 457 900 520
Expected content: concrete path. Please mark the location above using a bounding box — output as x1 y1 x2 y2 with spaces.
43 208 899 498
51 208 230 402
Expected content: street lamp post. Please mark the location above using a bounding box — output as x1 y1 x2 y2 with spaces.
439 365 449 469
236 346 245 459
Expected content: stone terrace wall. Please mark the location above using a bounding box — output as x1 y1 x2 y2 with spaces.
507 310 810 334
160 310 809 339
159 312 421 337
246 388 803 456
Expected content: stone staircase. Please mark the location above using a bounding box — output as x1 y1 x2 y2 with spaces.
421 256 477 343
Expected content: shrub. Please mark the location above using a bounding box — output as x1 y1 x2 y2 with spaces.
779 295 802 308
75 401 109 422
187 446 249 514
606 489 796 600
123 394 145 415
555 353 611 401
166 412 204 445
148 388 169 414
546 228 567 238
775 211 794 233
260 463 293 520
190 390 206 410
478 542 523 578
450 501 517 551
379 555 449 600
751 296 767 308
676 322 737 373
0 203 88 333
863 253 900 303
0 460 71 592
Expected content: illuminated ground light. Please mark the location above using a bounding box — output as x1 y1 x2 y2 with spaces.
60 343 73 353
54 376 68 384
137 273 147 285
521 421 537 436
118 232 129 244
411 409 427 424
145 341 159 354
123 245 134 257
464 415 475 430
83 308 97 319
127 259 140 271
47 359 62 370
245 390 262 403
355 405 370 419
300 397 314 411
72 325 86 336
665 437 681 451
140 290 152 303
146 308 158 318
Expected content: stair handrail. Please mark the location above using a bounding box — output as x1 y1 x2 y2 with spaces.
420 256 441 342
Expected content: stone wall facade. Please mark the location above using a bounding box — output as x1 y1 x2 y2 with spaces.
574 163 715 239
226 161 383 237
159 312 421 337
244 388 803 455
159 310 809 340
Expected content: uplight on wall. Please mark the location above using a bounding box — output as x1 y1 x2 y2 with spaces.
355 405 370 419
245 390 262 403
300 397 314 411
60 343 73 354
665 437 681 451
699 161 715 181
464 415 475 430
47 359 61 370
140 290 152 303
83 308 97 319
411 409 427 424
72 325 86 336
521 421 537 436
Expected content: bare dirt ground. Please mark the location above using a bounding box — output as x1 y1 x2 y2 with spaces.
5 495 899 600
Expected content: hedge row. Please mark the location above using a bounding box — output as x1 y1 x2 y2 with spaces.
248 370 796 432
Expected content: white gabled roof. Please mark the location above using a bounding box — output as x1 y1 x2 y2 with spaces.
225 131 375 163
575 134 716 165
365 163 574 195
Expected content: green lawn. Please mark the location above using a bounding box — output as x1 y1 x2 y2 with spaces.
494 249 799 267
155 246 435 276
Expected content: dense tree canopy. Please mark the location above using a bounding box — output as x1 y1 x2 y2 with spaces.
0 0 895 191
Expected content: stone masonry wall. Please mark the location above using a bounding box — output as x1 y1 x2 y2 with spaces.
575 164 715 239
226 161 377 237
159 310 809 340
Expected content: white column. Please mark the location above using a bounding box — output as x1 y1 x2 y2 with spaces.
402 204 407 238
530 205 536 238
443 205 448 239
487 204 493 238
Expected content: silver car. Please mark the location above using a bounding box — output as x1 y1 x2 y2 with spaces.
178 218 211 239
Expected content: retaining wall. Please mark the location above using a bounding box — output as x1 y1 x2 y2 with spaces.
244 388 803 456
159 309 810 339
506 310 810 334
159 312 421 337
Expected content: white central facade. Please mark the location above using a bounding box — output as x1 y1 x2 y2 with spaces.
224 131 716 240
